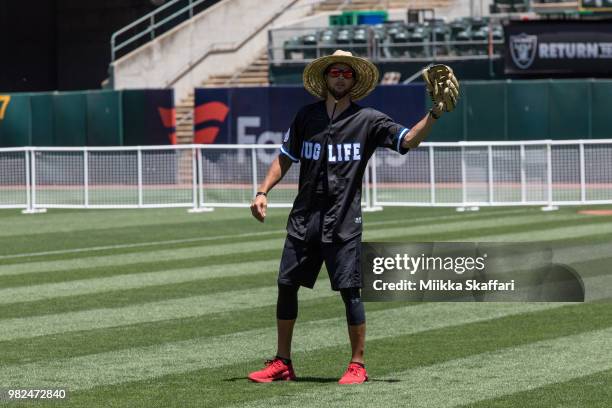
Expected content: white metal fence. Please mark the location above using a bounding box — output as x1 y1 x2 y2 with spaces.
1 141 611 213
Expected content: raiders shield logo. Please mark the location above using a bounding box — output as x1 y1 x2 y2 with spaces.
510 33 538 69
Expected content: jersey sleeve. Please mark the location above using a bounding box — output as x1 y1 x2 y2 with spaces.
371 111 410 155
279 111 303 163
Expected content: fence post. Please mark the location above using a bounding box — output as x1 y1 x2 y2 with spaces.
542 142 558 211
364 160 371 208
25 149 31 212
32 150 37 210
251 148 258 199
372 152 379 207
461 145 467 206
579 141 586 203
84 149 89 208
22 148 46 214
363 158 382 212
520 144 526 203
189 146 213 213
137 148 143 208
488 145 493 205
192 147 198 211
429 145 435 205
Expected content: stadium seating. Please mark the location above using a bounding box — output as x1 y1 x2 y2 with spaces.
281 17 505 61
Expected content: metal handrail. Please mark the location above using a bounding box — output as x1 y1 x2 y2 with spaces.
110 0 332 61
111 0 211 61
269 39 504 64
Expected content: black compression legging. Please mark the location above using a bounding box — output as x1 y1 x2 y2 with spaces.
276 284 365 325
340 287 366 326
276 284 299 320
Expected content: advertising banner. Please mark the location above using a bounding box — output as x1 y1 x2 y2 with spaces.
505 20 612 75
193 85 425 146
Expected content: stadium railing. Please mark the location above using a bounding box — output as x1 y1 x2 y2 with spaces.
110 0 221 61
1 141 611 214
269 24 504 64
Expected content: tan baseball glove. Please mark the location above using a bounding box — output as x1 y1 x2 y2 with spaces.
422 64 460 113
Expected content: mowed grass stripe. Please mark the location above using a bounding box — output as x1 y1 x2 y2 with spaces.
0 248 282 288
461 367 612 408
0 238 286 276
0 284 335 342
0 211 600 277
0 207 537 263
477 221 612 242
236 327 612 408
0 259 281 304
0 300 603 389
0 270 286 320
0 208 268 237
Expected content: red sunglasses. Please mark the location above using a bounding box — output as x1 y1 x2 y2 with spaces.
327 68 354 79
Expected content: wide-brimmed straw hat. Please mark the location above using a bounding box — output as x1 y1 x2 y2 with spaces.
303 49 379 101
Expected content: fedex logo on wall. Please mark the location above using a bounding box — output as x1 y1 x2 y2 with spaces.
236 116 284 164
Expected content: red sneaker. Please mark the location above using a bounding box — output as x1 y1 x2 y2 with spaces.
338 362 368 384
248 358 296 383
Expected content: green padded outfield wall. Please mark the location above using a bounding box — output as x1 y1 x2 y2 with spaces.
87 91 122 146
465 81 506 141
53 92 87 146
427 79 612 141
589 80 612 139
30 94 55 146
0 94 32 147
0 89 173 147
506 80 549 141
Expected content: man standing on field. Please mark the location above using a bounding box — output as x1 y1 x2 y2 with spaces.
248 50 459 384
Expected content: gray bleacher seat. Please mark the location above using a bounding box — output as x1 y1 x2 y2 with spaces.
471 29 487 55
408 26 427 58
454 30 471 56
433 25 450 57
284 36 303 60
353 28 368 56
319 33 336 57
390 31 409 57
302 34 317 59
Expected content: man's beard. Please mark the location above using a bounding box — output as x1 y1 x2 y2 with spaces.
326 84 351 100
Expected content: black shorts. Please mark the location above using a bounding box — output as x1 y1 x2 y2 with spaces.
278 204 362 291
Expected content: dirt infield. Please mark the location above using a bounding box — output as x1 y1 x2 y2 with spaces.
577 210 612 216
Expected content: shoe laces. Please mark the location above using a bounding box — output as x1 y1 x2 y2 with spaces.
264 358 284 369
347 363 362 377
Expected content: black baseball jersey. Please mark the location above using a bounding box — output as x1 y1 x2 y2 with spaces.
280 100 409 243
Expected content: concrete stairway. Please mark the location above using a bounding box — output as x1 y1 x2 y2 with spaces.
174 50 269 145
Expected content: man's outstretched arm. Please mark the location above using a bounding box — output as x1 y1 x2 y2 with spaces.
400 106 442 150
250 154 293 222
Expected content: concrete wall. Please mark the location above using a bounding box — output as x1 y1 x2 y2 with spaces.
111 0 313 102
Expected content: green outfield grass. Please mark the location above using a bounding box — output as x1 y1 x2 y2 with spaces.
0 206 611 407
